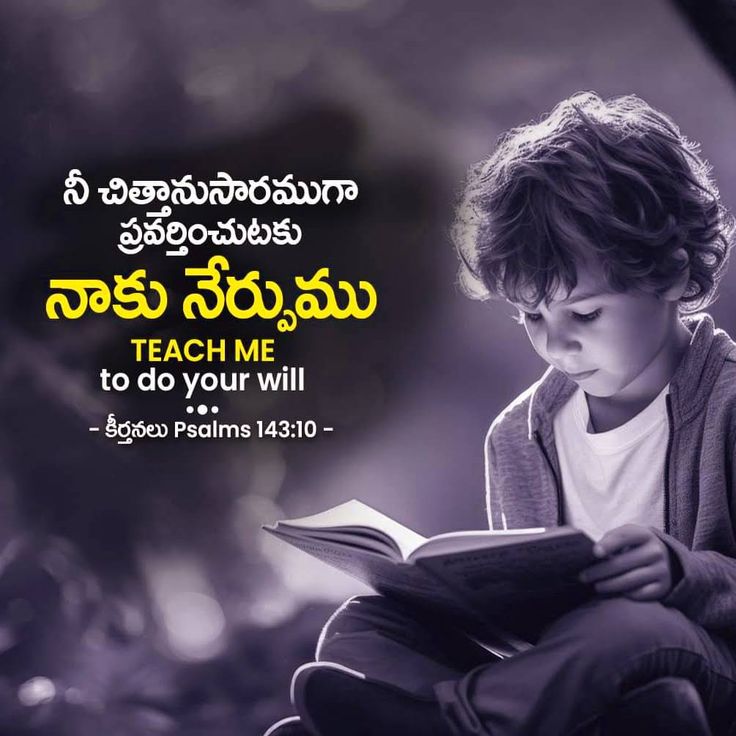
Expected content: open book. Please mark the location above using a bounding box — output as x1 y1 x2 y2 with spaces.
263 500 597 655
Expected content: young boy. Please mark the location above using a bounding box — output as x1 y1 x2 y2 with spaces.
268 92 736 736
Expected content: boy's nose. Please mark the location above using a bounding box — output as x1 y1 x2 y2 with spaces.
545 327 581 362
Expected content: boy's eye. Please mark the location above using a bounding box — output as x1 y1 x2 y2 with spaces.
512 311 541 325
514 308 602 325
573 309 602 322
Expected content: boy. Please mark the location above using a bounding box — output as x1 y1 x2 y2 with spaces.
268 92 736 735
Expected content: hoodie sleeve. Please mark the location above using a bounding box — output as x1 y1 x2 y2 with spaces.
656 531 736 633
484 425 505 531
655 434 736 633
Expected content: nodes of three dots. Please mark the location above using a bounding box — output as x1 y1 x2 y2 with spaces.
186 405 219 415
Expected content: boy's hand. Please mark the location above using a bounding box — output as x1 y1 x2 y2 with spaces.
578 524 673 601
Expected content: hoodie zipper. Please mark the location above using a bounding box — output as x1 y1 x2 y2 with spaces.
533 430 564 525
663 394 673 535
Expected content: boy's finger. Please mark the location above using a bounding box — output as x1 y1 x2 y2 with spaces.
579 544 660 584
592 567 658 594
625 582 667 601
594 525 652 557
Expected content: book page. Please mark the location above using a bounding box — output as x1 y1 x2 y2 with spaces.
272 499 427 560
408 526 554 562
264 526 473 620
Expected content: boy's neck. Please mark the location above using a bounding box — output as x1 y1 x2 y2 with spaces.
585 318 691 433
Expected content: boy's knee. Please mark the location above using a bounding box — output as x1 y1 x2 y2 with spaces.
549 597 694 659
316 595 414 661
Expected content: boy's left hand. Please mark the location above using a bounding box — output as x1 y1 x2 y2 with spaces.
578 524 673 601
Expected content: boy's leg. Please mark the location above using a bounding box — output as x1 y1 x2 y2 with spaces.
316 595 500 697
436 597 736 736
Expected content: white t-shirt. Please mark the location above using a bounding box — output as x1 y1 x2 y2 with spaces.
552 384 669 541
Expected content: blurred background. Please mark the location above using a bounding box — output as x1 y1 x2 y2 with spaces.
0 0 735 733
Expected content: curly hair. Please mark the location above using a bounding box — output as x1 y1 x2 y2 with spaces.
453 92 734 313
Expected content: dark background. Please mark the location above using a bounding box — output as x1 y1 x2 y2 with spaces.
0 1 735 733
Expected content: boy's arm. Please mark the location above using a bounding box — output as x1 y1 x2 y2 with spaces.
656 436 736 632
656 532 736 631
484 425 503 530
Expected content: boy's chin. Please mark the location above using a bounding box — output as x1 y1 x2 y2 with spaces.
581 374 638 399
581 387 614 398
574 374 616 397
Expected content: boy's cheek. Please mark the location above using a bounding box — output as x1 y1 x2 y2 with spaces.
524 333 545 358
531 342 554 368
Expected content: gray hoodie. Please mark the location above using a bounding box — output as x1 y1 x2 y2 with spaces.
484 312 736 635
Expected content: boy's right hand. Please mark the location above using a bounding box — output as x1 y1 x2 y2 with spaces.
578 524 674 602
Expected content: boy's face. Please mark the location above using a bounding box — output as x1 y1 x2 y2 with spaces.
513 260 685 400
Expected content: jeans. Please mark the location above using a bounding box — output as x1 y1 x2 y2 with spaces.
315 595 736 736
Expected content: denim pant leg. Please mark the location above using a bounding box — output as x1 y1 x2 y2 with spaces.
436 597 736 736
316 595 500 698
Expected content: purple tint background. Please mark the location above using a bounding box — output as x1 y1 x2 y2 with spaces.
0 0 735 733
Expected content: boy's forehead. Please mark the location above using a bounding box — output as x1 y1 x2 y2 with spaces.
553 264 609 302
513 260 612 309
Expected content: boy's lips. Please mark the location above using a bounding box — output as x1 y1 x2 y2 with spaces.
563 368 598 380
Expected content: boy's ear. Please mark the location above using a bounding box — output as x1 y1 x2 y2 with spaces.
660 248 690 302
